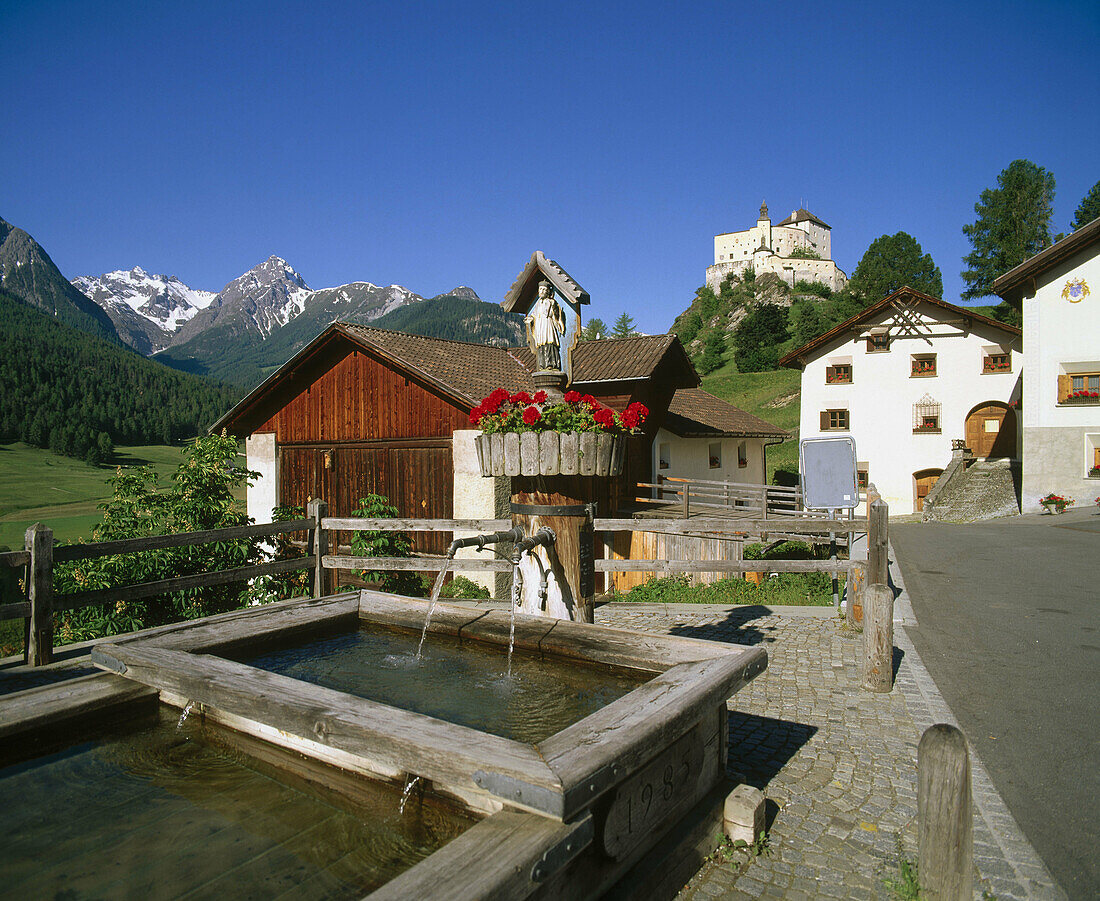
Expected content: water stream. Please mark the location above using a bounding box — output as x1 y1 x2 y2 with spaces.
415 559 452 660
175 700 195 732
508 563 522 677
398 775 421 815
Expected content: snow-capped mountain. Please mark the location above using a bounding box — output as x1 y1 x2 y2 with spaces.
72 267 215 354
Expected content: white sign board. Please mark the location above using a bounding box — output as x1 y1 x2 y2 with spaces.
799 437 859 511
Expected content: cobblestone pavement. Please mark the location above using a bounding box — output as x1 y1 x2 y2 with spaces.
595 600 1065 901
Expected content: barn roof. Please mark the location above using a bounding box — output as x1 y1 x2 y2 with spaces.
664 388 789 439
212 322 702 436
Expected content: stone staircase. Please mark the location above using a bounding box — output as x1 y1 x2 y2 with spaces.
923 458 1021 523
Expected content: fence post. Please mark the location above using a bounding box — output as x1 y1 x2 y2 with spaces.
861 583 894 692
308 499 329 598
24 523 53 666
682 486 690 519
846 560 866 628
868 497 889 587
918 724 973 900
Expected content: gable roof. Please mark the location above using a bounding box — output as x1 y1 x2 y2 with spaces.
992 216 1100 304
501 251 590 313
776 208 831 230
664 388 788 439
212 322 698 435
778 287 1022 368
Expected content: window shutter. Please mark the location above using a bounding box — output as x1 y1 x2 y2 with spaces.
1058 374 1071 403
820 411 830 430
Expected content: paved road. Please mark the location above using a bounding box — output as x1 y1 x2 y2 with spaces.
892 509 1100 898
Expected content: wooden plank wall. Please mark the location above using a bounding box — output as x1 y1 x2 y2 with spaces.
257 348 471 443
608 530 745 592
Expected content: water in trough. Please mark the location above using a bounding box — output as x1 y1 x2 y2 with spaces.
242 623 648 744
0 709 476 899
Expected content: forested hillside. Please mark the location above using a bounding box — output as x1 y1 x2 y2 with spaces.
0 289 239 462
369 294 524 345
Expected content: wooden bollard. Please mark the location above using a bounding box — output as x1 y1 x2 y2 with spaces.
846 560 866 628
918 724 973 900
308 498 330 598
861 583 894 692
868 497 889 586
25 522 54 666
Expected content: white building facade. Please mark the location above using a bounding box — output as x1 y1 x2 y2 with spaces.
781 289 1023 514
706 202 848 293
994 219 1100 511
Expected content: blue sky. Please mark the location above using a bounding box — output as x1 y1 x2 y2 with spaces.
2 0 1097 334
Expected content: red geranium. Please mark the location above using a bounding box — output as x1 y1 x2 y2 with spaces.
522 405 542 425
593 408 616 429
563 390 581 403
511 391 532 405
533 390 548 404
469 405 484 426
581 394 598 409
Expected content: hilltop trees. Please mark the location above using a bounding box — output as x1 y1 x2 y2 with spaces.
578 317 608 341
961 159 1056 301
1071 180 1100 232
733 304 789 372
848 232 943 303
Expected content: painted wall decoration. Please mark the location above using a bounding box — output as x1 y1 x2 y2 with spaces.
1062 278 1090 303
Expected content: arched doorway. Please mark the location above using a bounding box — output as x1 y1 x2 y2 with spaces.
914 468 943 512
965 402 1016 459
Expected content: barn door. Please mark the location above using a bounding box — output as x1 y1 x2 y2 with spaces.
277 447 337 513
914 468 942 512
965 403 1015 459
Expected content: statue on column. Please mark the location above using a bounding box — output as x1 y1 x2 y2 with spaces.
525 279 567 371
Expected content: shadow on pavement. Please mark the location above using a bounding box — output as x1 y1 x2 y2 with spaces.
666 604 781 647
726 711 818 794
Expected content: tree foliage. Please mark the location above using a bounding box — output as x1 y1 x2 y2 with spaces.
611 312 638 338
347 494 427 596
848 232 943 304
578 317 608 341
54 433 260 642
695 329 727 374
0 289 238 461
961 159 1055 300
1071 179 1100 232
733 304 789 372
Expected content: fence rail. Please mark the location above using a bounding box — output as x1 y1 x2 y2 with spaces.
637 476 828 520
3 497 886 668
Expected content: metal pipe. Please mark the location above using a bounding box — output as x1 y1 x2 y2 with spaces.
447 526 525 558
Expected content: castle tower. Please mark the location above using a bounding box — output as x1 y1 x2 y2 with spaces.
756 200 772 251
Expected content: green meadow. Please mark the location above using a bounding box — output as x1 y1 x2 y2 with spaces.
700 364 802 481
0 443 195 549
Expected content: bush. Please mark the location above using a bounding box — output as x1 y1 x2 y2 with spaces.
348 494 427 596
614 573 832 606
438 575 491 600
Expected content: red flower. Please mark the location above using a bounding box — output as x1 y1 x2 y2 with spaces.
564 390 581 403
469 405 484 425
582 394 598 409
511 391 532 405
533 390 548 404
593 408 615 429
626 401 648 423
621 409 640 430
522 405 542 425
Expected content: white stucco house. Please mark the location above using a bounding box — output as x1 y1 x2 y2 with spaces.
780 287 1024 514
993 217 1100 511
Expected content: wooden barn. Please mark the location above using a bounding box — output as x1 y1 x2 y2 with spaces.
212 321 787 560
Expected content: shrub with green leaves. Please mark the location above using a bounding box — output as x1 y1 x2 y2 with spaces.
348 494 427 596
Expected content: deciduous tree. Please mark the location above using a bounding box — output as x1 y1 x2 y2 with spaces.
849 232 943 304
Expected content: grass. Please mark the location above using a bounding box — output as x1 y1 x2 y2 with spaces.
611 572 836 606
0 442 243 549
700 363 801 481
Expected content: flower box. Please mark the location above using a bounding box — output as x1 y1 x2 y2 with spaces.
1061 393 1100 405
475 431 625 478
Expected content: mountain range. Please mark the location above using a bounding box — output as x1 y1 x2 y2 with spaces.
0 213 524 390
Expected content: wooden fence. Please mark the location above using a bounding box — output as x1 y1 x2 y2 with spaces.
2 496 887 668
636 476 835 520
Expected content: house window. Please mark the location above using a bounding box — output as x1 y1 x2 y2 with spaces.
857 464 869 491
658 442 671 470
1090 440 1100 478
826 363 852 384
866 332 889 352
738 441 748 468
708 443 722 469
913 395 941 433
820 409 849 431
911 354 937 377
1061 372 1100 403
983 351 1011 373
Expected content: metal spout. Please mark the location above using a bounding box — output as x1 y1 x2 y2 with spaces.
447 526 525 558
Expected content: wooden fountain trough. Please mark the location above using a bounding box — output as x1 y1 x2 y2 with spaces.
4 591 767 899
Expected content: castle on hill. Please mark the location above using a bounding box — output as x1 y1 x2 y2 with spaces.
706 202 848 293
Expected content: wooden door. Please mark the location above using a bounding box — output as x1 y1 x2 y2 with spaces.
965 404 1015 459
914 469 942 511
